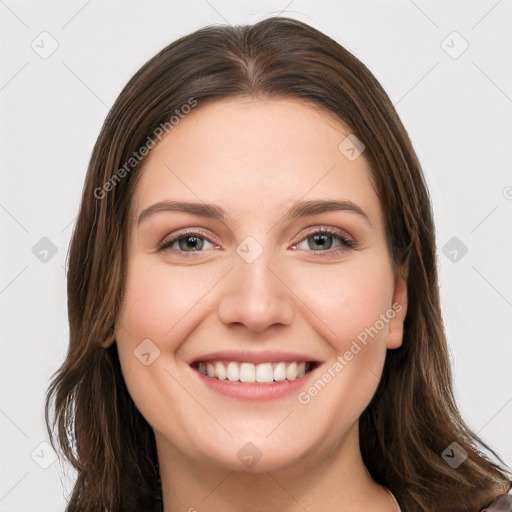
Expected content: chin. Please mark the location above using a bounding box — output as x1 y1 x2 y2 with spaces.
188 433 317 474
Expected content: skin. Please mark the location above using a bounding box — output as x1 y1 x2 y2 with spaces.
109 97 408 512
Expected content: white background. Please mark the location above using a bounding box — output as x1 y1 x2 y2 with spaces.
1 1 511 510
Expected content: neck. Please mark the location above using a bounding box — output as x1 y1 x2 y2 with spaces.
155 423 396 512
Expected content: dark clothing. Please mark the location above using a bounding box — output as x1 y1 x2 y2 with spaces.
480 483 512 512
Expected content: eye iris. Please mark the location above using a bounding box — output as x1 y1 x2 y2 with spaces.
179 235 203 251
309 233 333 250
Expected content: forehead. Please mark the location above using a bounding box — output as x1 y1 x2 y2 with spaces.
130 97 381 227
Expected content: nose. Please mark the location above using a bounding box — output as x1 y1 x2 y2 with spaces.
217 253 296 334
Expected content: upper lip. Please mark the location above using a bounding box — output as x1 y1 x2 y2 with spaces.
189 350 322 365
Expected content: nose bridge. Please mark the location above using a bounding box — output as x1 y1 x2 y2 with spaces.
216 238 296 332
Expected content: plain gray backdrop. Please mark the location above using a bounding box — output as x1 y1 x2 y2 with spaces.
1 1 511 510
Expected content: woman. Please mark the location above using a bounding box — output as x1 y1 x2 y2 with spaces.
45 16 512 512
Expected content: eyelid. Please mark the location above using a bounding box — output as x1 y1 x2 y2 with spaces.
290 225 356 256
157 227 220 254
297 225 354 243
157 225 357 256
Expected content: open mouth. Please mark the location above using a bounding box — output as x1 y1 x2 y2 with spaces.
190 360 320 383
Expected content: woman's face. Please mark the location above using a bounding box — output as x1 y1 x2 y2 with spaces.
113 97 407 473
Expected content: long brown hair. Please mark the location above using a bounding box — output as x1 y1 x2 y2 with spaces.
45 16 511 511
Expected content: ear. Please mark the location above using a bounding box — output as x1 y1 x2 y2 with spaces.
386 265 408 350
102 330 116 348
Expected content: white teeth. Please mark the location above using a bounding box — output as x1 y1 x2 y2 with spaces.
227 362 239 382
206 362 215 378
273 362 287 381
215 361 226 380
296 361 306 378
239 363 255 382
196 360 312 382
286 362 297 381
256 363 273 383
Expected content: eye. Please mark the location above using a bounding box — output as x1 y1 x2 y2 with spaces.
291 227 356 256
157 229 219 256
157 226 356 258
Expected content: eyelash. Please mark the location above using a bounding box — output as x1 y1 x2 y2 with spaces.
157 227 356 258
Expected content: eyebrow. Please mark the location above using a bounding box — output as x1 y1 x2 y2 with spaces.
137 199 370 225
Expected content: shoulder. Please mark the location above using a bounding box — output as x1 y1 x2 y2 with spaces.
480 483 512 512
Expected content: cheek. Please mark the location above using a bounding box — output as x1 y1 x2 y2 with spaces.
118 258 217 345
114 258 216 430
288 259 395 436
292 256 395 348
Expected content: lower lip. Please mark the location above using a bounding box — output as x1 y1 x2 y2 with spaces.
191 365 318 401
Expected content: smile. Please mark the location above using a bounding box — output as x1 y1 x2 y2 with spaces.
193 360 317 383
